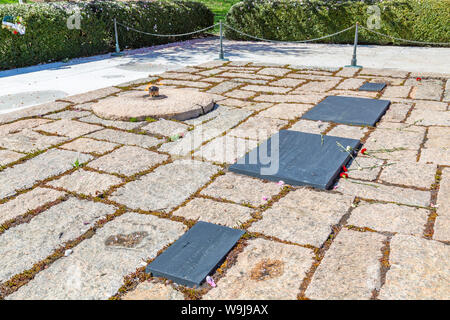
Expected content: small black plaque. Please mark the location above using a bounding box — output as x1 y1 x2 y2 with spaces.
359 82 387 92
146 221 244 287
229 130 361 190
302 95 391 126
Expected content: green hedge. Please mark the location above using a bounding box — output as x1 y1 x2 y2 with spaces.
0 1 214 70
225 0 450 46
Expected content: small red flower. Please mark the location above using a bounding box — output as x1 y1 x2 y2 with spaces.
416 77 422 81
342 165 348 172
361 148 367 155
340 172 348 179
13 30 17 35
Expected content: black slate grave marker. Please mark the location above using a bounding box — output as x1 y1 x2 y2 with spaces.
359 82 386 92
146 221 244 287
229 130 360 190
302 95 391 126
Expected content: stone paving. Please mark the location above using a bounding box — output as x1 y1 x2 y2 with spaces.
0 61 448 300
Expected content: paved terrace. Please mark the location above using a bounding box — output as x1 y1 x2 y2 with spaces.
0 61 449 300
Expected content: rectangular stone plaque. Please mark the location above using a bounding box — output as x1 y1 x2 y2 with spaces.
302 95 391 126
146 221 244 287
359 82 387 92
229 130 361 190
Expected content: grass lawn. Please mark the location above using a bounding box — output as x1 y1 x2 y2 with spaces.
163 0 240 33
0 0 24 3
192 0 239 23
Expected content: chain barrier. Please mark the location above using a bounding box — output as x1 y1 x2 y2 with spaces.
223 23 356 44
358 25 449 46
116 21 219 38
112 19 449 65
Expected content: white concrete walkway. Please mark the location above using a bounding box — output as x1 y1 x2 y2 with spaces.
1 37 449 114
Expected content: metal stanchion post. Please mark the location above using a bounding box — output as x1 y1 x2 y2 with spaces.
216 21 229 61
345 22 362 68
112 18 124 57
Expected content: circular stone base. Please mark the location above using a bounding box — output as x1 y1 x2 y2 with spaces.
92 88 215 121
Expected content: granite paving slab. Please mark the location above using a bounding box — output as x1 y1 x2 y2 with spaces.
249 188 354 246
201 172 282 207
436 168 450 218
224 89 256 99
305 229 385 300
159 108 251 157
7 212 186 300
59 138 119 155
45 110 92 120
182 104 231 126
0 129 69 153
270 78 306 87
229 130 361 190
292 80 339 93
141 119 190 137
410 84 443 101
380 103 411 122
257 67 291 77
206 81 242 95
204 238 314 300
382 86 412 99
327 125 369 140
378 235 450 300
363 124 426 159
172 198 253 228
336 78 366 90
46 169 122 196
228 116 288 141
0 101 70 125
433 217 450 242
327 89 378 98
122 281 184 300
0 119 52 135
0 198 116 283
337 179 430 207
86 129 162 148
109 160 219 212
146 221 244 288
254 94 324 104
347 202 429 236
346 156 383 181
420 148 450 166
0 149 93 200
78 114 142 131
240 85 291 94
34 119 103 138
87 146 168 177
194 135 258 164
257 103 312 120
0 149 24 166
406 109 450 126
424 127 450 149
379 162 436 189
289 119 330 134
302 96 391 126
0 187 65 225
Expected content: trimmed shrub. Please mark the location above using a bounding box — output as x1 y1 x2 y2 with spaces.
225 0 450 46
0 1 214 70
